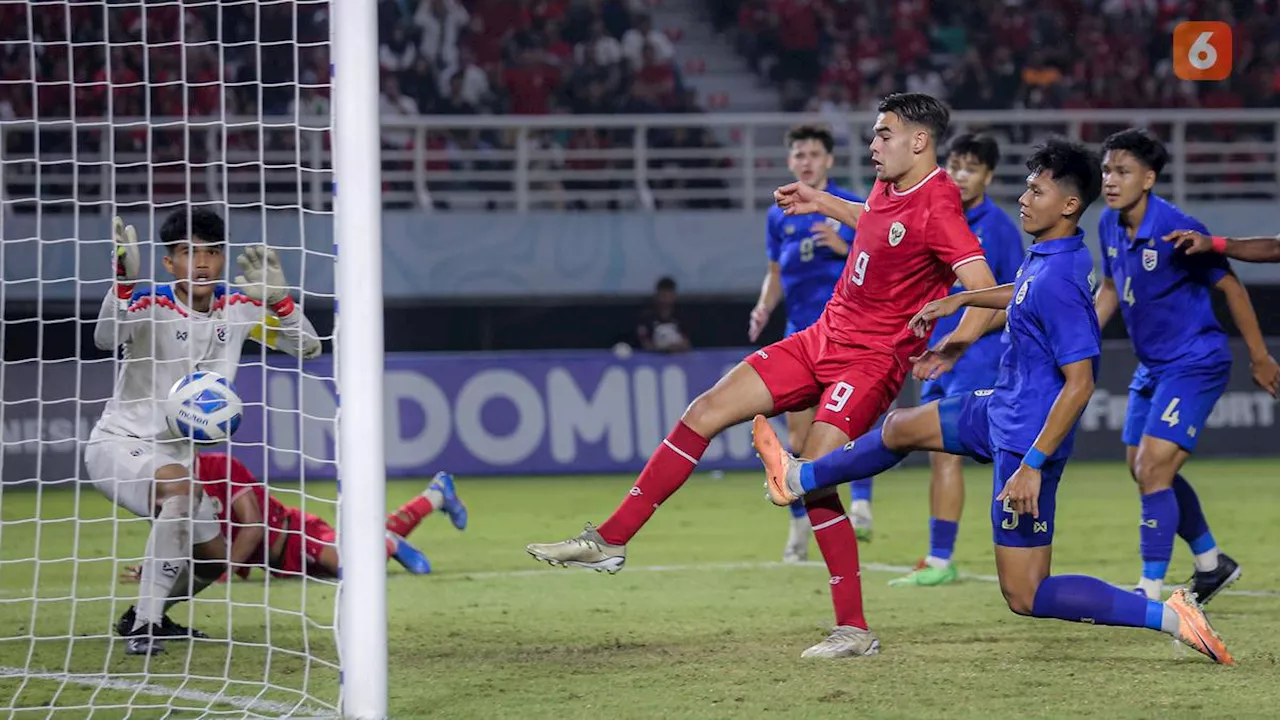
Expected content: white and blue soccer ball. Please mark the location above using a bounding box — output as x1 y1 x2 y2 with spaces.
165 371 244 443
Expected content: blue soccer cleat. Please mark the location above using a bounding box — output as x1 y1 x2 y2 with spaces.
387 532 432 575
429 472 468 531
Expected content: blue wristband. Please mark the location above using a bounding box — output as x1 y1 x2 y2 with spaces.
1023 448 1047 470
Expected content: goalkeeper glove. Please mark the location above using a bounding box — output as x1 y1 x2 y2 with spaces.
112 216 141 301
235 245 295 317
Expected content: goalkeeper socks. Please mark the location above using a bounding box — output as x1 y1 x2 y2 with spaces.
1139 488 1177 586
807 493 867 630
163 569 216 612
1030 574 1169 631
134 494 192 631
385 493 437 538
801 428 906 493
1171 474 1219 572
597 421 709 546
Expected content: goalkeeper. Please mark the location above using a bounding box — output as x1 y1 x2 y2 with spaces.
85 208 322 656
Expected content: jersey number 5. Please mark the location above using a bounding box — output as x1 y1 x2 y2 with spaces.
849 251 870 286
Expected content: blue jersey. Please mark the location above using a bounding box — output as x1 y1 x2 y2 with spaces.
927 196 1026 374
766 181 864 333
988 233 1101 462
1098 194 1231 373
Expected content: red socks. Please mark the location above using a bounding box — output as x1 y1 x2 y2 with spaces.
597 421 710 545
806 493 868 630
386 495 435 538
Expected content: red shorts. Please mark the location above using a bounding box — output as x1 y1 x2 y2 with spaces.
744 323 908 440
271 508 337 578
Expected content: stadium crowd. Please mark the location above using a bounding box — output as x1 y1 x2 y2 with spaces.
0 1 1277 209
713 0 1280 113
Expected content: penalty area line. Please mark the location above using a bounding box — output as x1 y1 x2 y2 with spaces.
442 559 1280 598
0 665 336 718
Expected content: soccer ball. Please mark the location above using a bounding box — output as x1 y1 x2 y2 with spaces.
165 371 244 443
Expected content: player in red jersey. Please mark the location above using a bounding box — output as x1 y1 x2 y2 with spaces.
122 453 468 584
526 92 998 658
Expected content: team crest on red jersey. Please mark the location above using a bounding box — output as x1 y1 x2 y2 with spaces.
888 221 906 247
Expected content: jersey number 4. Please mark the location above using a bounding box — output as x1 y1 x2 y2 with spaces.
1122 276 1136 306
1161 398 1181 427
849 251 870 286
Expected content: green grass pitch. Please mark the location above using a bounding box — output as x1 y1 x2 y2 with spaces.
2 459 1279 718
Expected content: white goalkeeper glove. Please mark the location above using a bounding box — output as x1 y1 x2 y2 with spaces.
112 216 141 301
235 245 295 316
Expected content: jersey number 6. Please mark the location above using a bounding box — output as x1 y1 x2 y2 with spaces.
849 251 870 286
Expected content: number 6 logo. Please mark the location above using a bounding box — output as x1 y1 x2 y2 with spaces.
1173 22 1232 81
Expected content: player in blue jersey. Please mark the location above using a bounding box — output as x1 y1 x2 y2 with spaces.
748 124 866 562
751 138 1233 664
886 134 1026 587
1093 128 1280 604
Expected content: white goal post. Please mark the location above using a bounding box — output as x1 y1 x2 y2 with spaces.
332 0 389 716
0 0 388 717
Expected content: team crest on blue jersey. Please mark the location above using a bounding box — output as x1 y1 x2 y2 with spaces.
215 325 227 343
1015 277 1032 305
888 221 906 247
784 224 795 235
1142 247 1158 271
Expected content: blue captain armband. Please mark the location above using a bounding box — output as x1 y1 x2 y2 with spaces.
1022 447 1047 470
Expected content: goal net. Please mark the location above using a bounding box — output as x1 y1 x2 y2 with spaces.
0 0 382 716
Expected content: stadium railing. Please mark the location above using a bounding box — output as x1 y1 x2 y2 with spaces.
2 109 1278 211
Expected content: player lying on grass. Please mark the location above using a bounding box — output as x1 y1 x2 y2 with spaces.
87 208 322 656
1163 229 1280 263
1093 128 1278 603
527 92 1000 659
883 133 1025 588
748 124 867 561
118 454 468 618
752 138 1234 665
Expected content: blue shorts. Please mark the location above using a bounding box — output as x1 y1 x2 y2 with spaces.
920 367 1001 404
938 391 1064 548
1121 365 1228 452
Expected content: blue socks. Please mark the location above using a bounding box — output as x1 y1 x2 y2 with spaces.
1139 488 1177 582
1031 574 1165 630
849 478 873 502
928 518 959 561
800 428 907 493
787 499 807 519
1171 474 1217 555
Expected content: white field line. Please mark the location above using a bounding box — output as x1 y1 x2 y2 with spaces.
439 559 1280 598
0 666 335 718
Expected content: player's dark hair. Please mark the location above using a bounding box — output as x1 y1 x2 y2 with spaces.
1026 136 1102 215
1101 128 1169 175
159 206 226 253
785 124 835 154
945 133 1000 170
656 276 677 292
877 92 949 143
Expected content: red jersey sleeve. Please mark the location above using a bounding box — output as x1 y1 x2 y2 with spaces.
925 184 987 272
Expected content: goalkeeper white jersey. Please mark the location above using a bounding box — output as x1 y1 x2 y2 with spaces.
92 283 320 440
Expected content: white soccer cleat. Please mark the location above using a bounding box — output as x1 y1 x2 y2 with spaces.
782 516 810 563
800 625 882 659
526 523 627 574
849 500 873 542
